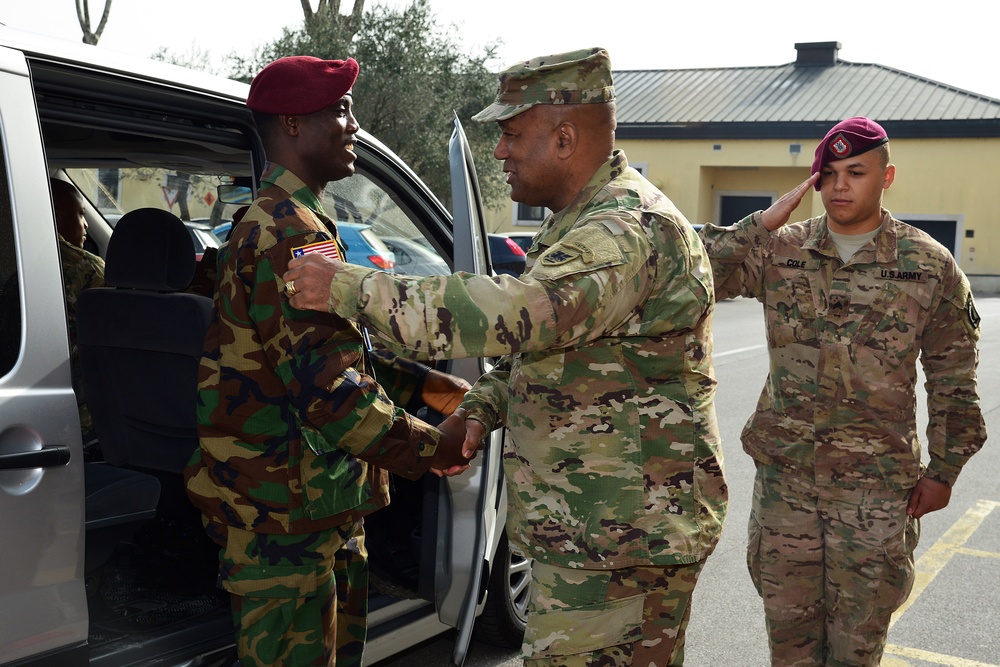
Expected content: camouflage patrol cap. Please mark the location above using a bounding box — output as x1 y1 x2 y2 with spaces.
472 47 615 123
811 116 889 190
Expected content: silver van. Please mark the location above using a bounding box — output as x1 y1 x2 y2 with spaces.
0 24 528 667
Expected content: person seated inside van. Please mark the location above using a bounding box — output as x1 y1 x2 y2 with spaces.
51 177 105 443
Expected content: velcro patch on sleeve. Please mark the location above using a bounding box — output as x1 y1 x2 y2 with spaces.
532 225 625 281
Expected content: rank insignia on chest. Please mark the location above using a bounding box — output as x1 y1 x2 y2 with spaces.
540 249 575 266
291 239 341 260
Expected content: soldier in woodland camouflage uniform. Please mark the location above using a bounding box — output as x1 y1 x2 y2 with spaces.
183 56 468 667
284 48 728 666
51 178 104 441
699 117 987 666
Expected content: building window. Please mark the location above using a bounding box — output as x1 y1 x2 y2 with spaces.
514 202 546 227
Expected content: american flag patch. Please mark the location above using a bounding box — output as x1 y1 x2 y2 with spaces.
291 239 341 261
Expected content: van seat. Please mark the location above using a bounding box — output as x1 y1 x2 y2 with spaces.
76 208 212 569
84 463 160 571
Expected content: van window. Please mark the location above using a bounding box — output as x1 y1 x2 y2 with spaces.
66 167 246 259
326 171 451 277
0 138 19 377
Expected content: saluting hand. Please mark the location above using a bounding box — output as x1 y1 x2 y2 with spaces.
283 253 344 312
760 173 820 231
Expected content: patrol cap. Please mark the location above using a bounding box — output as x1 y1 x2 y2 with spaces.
472 47 615 123
811 116 889 189
247 55 360 115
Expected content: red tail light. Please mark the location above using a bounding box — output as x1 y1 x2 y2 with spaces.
504 237 526 256
368 255 396 270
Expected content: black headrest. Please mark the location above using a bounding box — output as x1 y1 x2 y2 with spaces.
105 208 195 291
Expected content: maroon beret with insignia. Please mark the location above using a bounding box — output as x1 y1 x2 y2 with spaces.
810 116 889 189
247 56 360 115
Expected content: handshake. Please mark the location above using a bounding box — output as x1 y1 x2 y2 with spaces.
429 407 489 477
419 368 486 477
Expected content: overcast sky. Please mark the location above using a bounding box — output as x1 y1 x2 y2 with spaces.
2 0 998 100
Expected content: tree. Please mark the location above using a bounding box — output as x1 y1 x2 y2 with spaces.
152 44 219 75
231 0 506 212
300 0 365 38
76 0 112 45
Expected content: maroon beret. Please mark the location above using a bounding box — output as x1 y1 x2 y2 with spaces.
811 117 889 189
246 56 360 115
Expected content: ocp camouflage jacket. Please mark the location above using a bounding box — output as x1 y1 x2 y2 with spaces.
701 210 986 488
326 151 729 569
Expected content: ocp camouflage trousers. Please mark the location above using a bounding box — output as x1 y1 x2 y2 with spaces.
747 463 918 666
522 559 704 666
206 519 368 667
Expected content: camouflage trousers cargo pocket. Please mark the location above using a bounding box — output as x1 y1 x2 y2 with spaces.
215 521 368 667
827 505 919 631
524 594 644 662
523 560 702 666
747 463 918 666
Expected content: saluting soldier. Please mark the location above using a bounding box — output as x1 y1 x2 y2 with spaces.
283 47 728 666
183 55 468 667
700 117 987 666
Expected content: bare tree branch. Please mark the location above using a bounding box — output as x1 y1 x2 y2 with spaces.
300 0 365 39
76 0 112 45
93 0 112 42
300 0 315 22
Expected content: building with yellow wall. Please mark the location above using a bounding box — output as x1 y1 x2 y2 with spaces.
484 42 1000 293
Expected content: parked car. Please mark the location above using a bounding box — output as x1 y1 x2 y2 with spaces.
499 231 535 254
382 236 450 276
338 221 396 271
0 24 526 667
211 219 233 243
487 233 528 277
212 219 396 271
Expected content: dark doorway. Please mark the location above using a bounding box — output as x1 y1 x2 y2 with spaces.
899 218 957 256
719 195 773 226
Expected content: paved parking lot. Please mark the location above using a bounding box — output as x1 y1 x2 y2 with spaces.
376 295 1000 666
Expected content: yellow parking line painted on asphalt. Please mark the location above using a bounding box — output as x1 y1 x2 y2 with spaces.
890 499 1000 628
883 644 1000 667
954 546 1000 561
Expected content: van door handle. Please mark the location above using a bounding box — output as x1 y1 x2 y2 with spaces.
0 445 72 470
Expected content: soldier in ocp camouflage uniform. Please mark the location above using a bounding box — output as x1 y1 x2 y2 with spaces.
51 177 105 442
183 56 468 667
284 48 728 666
699 117 987 666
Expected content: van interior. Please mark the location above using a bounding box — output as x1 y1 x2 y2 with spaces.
24 57 458 665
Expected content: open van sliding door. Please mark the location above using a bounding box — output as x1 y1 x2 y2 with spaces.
0 45 89 667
